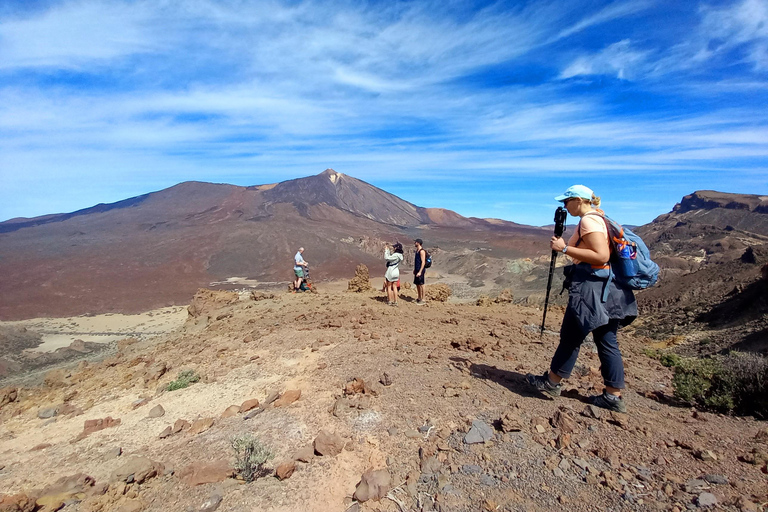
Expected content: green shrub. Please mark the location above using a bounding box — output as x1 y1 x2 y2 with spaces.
659 353 683 368
231 434 273 482
166 369 201 391
672 353 768 418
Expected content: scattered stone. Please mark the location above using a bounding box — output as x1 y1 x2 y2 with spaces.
57 403 83 417
697 450 717 462
353 468 391 502
0 387 18 409
573 458 589 470
464 420 494 444
551 409 576 433
264 390 280 405
0 493 35 512
737 496 759 511
556 433 571 449
479 474 496 486
173 419 191 433
179 460 234 486
685 479 709 493
273 389 301 407
608 411 629 429
199 493 223 512
499 411 523 432
754 428 768 443
131 398 150 410
697 492 717 508
147 405 165 418
275 461 296 480
420 456 442 475
106 447 123 459
111 457 164 484
404 430 421 439
314 430 346 457
703 474 728 485
220 405 241 418
239 399 260 413
37 407 58 419
380 373 393 386
159 426 173 439
581 404 603 420
461 465 483 475
73 416 121 442
294 446 315 463
31 443 52 451
188 417 214 435
244 408 264 420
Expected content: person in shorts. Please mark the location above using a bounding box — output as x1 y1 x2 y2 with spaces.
293 247 308 292
413 239 426 305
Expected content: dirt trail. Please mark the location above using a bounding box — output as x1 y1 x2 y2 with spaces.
0 286 766 512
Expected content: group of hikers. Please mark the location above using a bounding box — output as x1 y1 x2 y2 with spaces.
290 185 646 413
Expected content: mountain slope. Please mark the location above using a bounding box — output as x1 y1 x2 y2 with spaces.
0 170 544 319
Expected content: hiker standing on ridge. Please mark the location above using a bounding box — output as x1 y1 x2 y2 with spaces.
384 242 404 306
293 247 308 293
413 239 427 305
527 185 637 412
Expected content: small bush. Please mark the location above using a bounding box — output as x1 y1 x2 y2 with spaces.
659 353 683 368
166 369 201 391
673 352 768 418
232 434 273 482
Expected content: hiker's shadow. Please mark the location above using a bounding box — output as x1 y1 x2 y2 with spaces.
468 361 591 404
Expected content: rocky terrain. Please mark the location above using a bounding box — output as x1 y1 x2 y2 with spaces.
1 284 766 512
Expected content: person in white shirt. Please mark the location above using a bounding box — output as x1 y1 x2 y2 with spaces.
293 247 308 292
383 242 404 306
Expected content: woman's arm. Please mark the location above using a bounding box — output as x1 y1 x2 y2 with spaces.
550 232 610 266
384 248 398 262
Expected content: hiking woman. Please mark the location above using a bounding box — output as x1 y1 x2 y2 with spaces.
384 242 404 306
527 185 637 412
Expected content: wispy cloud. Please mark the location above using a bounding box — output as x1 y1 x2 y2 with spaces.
0 0 767 227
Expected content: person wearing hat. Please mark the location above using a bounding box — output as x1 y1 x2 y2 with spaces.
383 242 404 306
413 239 427 305
527 185 637 412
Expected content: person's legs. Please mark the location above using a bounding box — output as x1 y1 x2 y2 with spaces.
526 309 585 397
592 319 624 394
386 281 394 304
391 281 398 304
549 310 588 381
417 284 424 302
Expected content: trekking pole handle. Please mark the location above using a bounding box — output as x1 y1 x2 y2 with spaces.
540 207 568 337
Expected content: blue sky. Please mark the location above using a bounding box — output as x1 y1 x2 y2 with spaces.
1 0 767 226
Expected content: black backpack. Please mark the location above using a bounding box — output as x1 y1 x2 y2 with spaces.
423 250 432 269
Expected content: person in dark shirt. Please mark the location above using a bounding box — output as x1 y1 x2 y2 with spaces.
413 238 426 305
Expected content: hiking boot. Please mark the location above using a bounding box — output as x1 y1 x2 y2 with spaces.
525 372 561 398
589 391 627 413
415 300 426 306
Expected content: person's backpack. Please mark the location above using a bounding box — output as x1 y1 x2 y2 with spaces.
423 250 432 269
600 215 659 290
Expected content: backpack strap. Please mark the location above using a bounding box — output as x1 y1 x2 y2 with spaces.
576 211 610 270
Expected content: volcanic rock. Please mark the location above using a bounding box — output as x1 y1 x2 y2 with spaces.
464 420 494 444
239 399 260 412
179 460 234 486
111 457 164 484
353 468 391 502
273 390 301 407
147 405 165 418
188 418 214 435
347 265 372 292
313 430 345 457
275 461 296 480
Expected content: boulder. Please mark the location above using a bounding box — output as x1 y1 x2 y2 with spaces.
179 460 233 486
73 417 121 442
188 418 214 435
353 469 391 502
147 405 165 418
239 399 260 413
313 430 346 457
275 461 296 480
37 407 58 419
111 457 164 484
220 406 241 418
273 390 301 407
0 493 36 512
173 419 191 434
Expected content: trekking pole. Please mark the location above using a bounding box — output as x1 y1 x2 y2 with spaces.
540 207 568 337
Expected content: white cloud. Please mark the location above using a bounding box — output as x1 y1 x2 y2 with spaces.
560 39 649 79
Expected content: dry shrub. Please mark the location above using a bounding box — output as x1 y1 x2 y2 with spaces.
425 284 451 302
673 352 768 418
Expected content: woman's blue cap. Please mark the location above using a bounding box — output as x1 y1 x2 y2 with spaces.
555 185 594 202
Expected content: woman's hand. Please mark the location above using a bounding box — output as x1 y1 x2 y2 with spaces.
550 236 566 252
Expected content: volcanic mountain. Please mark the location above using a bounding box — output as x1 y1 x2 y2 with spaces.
634 190 768 353
0 170 547 320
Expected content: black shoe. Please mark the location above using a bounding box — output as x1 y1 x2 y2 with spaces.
589 391 627 413
526 372 561 398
